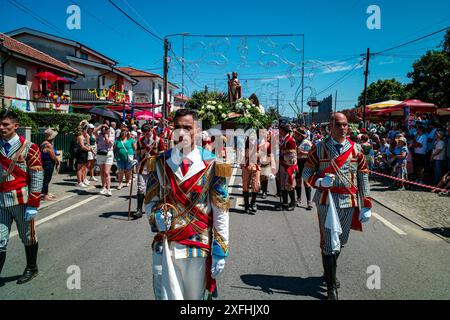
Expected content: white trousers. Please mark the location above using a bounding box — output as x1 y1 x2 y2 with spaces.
152 252 207 300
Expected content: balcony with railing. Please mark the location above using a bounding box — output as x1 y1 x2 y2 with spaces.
71 88 131 104
71 89 106 103
32 90 71 112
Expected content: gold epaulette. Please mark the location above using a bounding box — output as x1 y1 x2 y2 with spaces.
215 161 231 178
146 156 157 172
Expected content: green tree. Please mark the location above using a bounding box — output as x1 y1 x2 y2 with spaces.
357 79 406 107
405 29 450 107
441 28 450 55
406 50 450 107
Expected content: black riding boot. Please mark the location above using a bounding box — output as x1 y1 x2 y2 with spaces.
305 185 313 210
275 178 281 196
322 252 340 288
135 193 144 219
0 251 5 275
288 190 296 211
275 190 288 211
243 192 250 214
296 186 302 207
17 243 39 284
322 254 338 300
250 192 258 214
0 251 5 286
261 180 268 199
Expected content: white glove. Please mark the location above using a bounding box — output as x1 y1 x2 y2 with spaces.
315 174 335 188
155 210 172 231
359 207 371 223
268 173 276 181
211 255 226 279
24 206 38 221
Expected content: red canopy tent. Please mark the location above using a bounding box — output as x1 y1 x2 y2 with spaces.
106 104 132 111
132 102 161 109
372 99 437 115
134 110 162 120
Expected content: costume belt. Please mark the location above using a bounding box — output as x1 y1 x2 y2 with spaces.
0 177 27 192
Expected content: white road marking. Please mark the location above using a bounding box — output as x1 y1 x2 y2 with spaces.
9 195 101 238
372 212 407 235
228 167 243 207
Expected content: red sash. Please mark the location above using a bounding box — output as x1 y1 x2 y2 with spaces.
0 151 28 192
319 139 363 232
319 139 355 179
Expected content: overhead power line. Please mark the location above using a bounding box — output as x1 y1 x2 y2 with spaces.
122 0 164 40
316 60 364 96
8 0 72 38
374 26 449 55
107 0 164 42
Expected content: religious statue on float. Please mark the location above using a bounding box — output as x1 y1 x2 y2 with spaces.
227 72 242 104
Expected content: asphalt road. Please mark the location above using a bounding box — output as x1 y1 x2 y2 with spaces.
1 168 449 300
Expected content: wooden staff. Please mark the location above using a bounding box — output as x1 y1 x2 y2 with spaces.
127 166 134 221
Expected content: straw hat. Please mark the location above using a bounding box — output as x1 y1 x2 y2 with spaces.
45 128 58 141
397 137 407 145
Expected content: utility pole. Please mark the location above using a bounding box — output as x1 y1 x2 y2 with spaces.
163 37 170 119
334 90 338 113
362 48 370 128
301 34 305 116
276 78 280 118
181 34 185 100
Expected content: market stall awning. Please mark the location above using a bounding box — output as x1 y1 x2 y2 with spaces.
357 100 402 114
106 105 132 111
134 110 162 120
132 102 161 109
396 99 436 110
372 99 437 115
437 107 450 116
367 100 402 110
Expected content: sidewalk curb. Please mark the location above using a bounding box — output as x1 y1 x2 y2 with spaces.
371 196 450 244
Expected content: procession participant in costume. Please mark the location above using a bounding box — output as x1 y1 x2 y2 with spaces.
303 112 372 300
134 124 165 219
269 121 281 196
277 124 297 211
0 110 44 285
146 109 230 300
294 128 313 210
259 130 272 199
153 119 173 151
241 133 260 214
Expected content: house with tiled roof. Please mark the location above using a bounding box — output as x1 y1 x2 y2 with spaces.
116 66 179 115
0 32 83 112
6 28 137 110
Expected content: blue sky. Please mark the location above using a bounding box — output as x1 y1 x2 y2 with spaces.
1 0 450 117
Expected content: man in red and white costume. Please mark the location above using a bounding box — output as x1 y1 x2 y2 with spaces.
145 109 230 300
303 112 372 300
277 123 298 211
0 109 43 285
134 123 165 219
153 119 173 151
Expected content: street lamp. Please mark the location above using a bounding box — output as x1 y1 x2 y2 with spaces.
307 97 319 125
